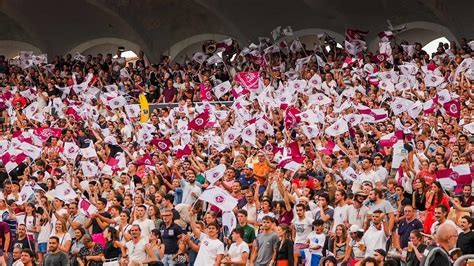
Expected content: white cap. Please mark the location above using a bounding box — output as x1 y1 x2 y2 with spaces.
348 224 364 233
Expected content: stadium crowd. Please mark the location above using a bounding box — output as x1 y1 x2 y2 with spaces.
0 27 473 266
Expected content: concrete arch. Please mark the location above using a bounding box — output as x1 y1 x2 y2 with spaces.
368 21 458 52
66 38 141 56
0 40 42 59
167 33 234 63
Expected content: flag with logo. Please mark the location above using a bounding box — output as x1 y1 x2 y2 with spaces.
325 118 349 137
176 145 192 159
285 107 301 129
32 127 62 142
443 99 460 118
204 164 227 185
108 95 127 109
17 183 35 204
151 138 172 152
193 52 208 64
436 164 472 192
135 153 153 166
81 161 99 177
234 72 259 89
50 181 78 202
18 142 41 160
379 130 404 147
188 111 210 131
124 104 140 118
241 123 256 145
223 127 241 144
213 81 232 99
277 156 305 172
198 186 238 212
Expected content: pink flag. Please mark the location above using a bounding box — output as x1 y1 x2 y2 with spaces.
32 127 62 142
176 145 192 159
199 84 214 102
345 28 369 41
79 197 98 217
287 141 301 158
443 99 460 118
234 72 259 89
277 157 304 172
151 138 172 152
135 153 153 166
285 107 301 129
379 130 404 147
1 152 27 173
188 111 210 131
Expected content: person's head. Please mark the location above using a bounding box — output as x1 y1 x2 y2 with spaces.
161 209 173 224
313 219 324 234
369 188 383 203
372 210 384 225
231 227 244 242
96 197 107 211
373 249 386 263
130 224 142 238
17 224 27 237
105 226 119 241
276 224 291 239
55 219 67 234
459 215 473 232
20 249 35 265
410 229 423 246
335 224 348 242
403 205 415 220
74 227 86 241
335 189 347 204
206 222 219 238
67 202 79 215
261 215 273 231
136 204 147 219
318 193 330 208
48 236 60 252
12 246 22 260
204 211 217 225
237 210 248 225
463 184 472 197
431 181 444 200
436 222 458 250
434 204 448 222
120 210 131 224
82 234 94 248
295 203 306 218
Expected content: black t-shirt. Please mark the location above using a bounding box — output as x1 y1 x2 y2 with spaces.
457 231 474 255
406 243 426 266
398 218 423 248
11 236 34 252
92 212 111 234
160 223 183 255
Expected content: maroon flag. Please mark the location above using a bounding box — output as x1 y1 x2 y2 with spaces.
106 157 120 172
436 164 472 192
151 138 172 152
199 84 214 102
188 111 210 131
135 153 153 166
443 99 461 118
287 141 301 158
176 145 192 159
284 107 301 129
379 130 404 147
345 28 369 41
66 107 81 121
234 71 259 89
32 127 62 142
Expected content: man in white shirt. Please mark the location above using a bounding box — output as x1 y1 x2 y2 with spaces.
291 203 314 265
181 169 201 205
373 154 388 185
121 224 157 265
194 222 224 266
132 205 155 239
357 158 379 187
362 210 390 257
332 190 350 232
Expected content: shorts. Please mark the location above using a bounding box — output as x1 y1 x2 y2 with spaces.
38 242 47 253
300 252 322 266
294 243 309 252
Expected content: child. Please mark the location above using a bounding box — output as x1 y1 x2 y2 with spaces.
172 239 189 266
303 219 326 266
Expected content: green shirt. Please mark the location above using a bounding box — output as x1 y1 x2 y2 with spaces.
238 224 256 244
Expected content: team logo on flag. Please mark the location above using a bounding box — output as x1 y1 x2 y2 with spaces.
450 171 459 180
215 195 225 203
294 83 300 89
22 194 27 201
64 189 71 195
317 95 323 101
403 83 407 88
245 129 252 135
302 114 308 118
281 97 286 102
334 125 340 131
158 142 167 150
195 118 204 126
450 104 458 113
390 136 398 143
386 74 391 79
264 144 273 152
312 79 318 85
213 172 219 178
68 147 76 153
307 128 313 133
263 123 269 129
228 134 235 140
431 76 437 82
396 104 402 109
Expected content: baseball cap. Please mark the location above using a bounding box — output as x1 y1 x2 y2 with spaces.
348 224 364 233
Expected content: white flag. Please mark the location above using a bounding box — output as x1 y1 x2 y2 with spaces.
193 52 208 64
436 89 452 105
124 104 140 118
81 161 99 177
424 74 444 87
301 125 319 139
213 81 232 99
49 181 77 202
109 96 127 109
241 123 256 145
204 164 227 185
198 186 238 212
17 184 34 204
256 118 274 136
407 101 423 119
325 118 349 137
223 127 241 144
207 54 223 65
63 142 80 161
18 142 41 160
222 211 237 236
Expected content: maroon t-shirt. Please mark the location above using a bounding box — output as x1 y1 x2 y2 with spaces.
0 221 11 250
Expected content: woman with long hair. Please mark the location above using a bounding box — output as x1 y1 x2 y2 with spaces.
412 178 427 222
149 229 165 264
274 224 294 266
70 227 86 266
333 224 350 265
49 218 72 253
23 203 39 241
102 227 123 266
402 229 426 266
148 205 163 229
424 181 450 234
115 211 132 244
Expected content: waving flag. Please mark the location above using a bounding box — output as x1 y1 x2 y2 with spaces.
81 161 99 177
50 181 77 202
139 94 150 123
32 128 62 142
1 152 27 173
424 74 444 87
193 52 208 64
407 101 423 119
443 99 460 118
188 111 210 131
213 81 232 99
222 211 237 237
436 89 452 105
285 107 301 129
18 142 41 160
223 127 241 144
17 183 34 204
241 123 256 145
199 186 238 212
390 98 409 115
287 141 301 158
108 95 126 109
379 130 404 147
301 125 319 139
325 118 349 137
256 118 274 136
204 164 227 185
277 156 305 172
345 28 368 41
308 74 322 90
151 138 172 152
79 197 98 217
436 164 472 192
124 104 140 118
234 71 259 89
135 153 153 166
176 145 192 159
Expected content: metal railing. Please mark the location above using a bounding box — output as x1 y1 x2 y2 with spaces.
454 254 474 266
149 101 234 112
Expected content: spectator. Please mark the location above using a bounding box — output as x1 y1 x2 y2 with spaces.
19 249 35 266
362 210 390 257
396 205 423 251
223 227 249 265
77 234 104 266
457 215 474 255
44 236 69 265
275 224 294 266
193 222 224 266
251 215 278 266
121 224 157 265
423 223 458 266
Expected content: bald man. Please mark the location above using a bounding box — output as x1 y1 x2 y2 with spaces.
423 223 458 266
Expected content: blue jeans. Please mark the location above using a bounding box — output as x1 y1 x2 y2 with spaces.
174 188 183 205
162 254 175 266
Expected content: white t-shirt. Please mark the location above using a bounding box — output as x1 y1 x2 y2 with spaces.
126 237 148 261
50 232 72 246
228 241 249 262
133 218 155 238
194 236 225 265
362 224 388 257
256 211 275 224
243 203 257 222
348 205 369 229
358 170 378 186
307 231 326 255
332 204 350 232
51 208 68 227
292 216 314 244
